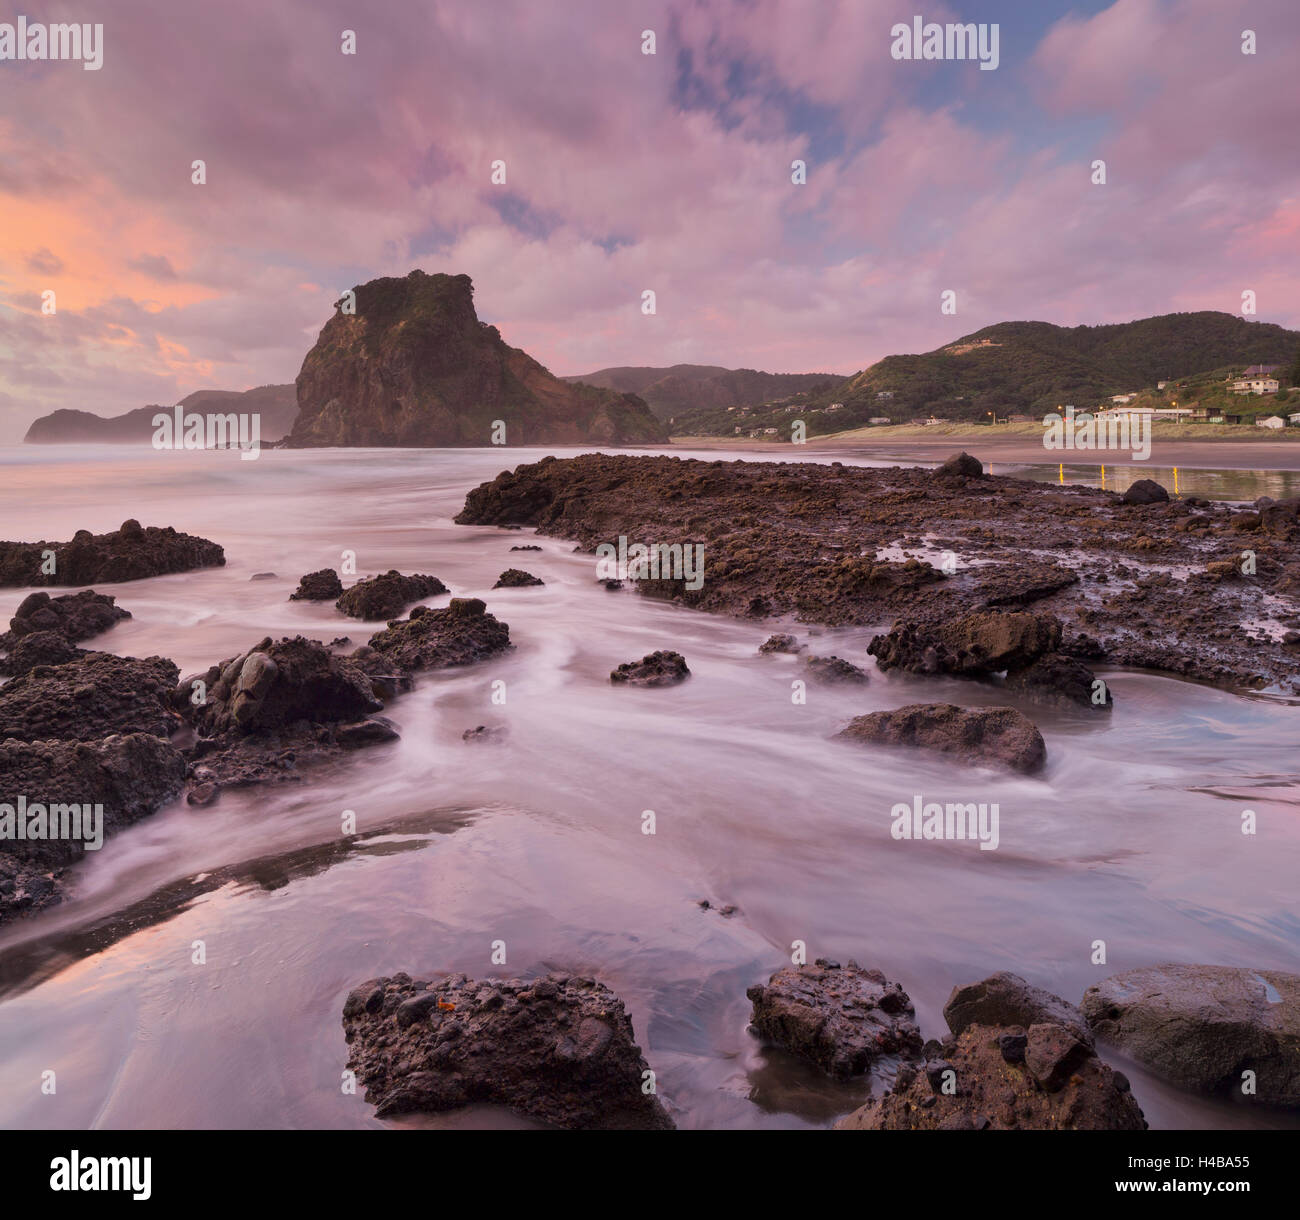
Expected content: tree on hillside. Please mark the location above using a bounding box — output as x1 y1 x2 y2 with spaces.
1289 343 1300 388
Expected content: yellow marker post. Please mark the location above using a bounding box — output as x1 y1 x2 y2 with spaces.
1059 462 1064 484
1101 464 1106 491
1174 466 1180 496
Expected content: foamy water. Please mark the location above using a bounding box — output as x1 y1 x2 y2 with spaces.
0 444 1296 1130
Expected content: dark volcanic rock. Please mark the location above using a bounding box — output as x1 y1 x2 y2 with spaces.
341 972 674 1129
759 633 801 654
290 569 344 601
835 1022 1145 1130
936 451 984 478
1 630 84 676
462 724 507 744
365 598 512 673
945 972 1093 1046
4 589 130 643
510 544 542 552
803 654 869 684
1082 964 1300 1106
1003 650 1112 708
188 636 381 737
0 520 224 587
493 568 544 588
289 270 667 448
335 570 447 620
454 453 1300 694
0 653 182 743
0 733 187 923
837 703 1047 774
746 959 922 1079
610 650 690 688
1122 479 1170 505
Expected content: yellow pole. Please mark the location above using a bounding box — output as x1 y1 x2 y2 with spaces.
1059 462 1064 484
1174 466 1180 495
1101 464 1106 490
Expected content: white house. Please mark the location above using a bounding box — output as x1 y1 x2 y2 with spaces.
1109 394 1136 404
1256 415 1286 430
876 390 894 400
869 416 892 425
1233 377 1279 395
1289 412 1300 426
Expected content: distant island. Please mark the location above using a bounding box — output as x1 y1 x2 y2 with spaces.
24 385 298 445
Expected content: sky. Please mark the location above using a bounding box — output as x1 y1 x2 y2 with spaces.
0 0 1297 441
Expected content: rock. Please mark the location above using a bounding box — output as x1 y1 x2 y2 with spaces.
186 782 219 807
0 630 84 676
341 972 673 1129
0 733 188 923
335 571 447 620
835 1022 1144 1130
746 959 922 1079
1121 479 1170 505
365 599 512 673
289 569 344 601
837 703 1047 774
189 636 381 738
998 1031 1028 1063
944 971 1093 1046
493 568 544 588
0 653 182 742
610 650 690 688
758 633 801 654
510 544 542 551
462 724 507 744
601 579 623 591
334 716 401 748
288 270 668 448
250 572 277 581
935 452 984 478
803 654 869 684
1003 651 1112 708
3 589 130 643
1081 963 1300 1106
0 522 224 587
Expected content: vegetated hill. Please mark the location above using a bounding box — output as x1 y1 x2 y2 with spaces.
23 385 298 444
287 271 667 447
564 364 839 420
669 311 1300 438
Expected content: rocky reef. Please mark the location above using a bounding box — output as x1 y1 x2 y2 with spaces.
0 519 224 587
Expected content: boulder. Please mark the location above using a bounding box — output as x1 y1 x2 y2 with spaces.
289 569 344 601
835 1022 1145 1130
944 972 1093 1046
935 452 984 478
746 959 922 1079
341 972 674 1129
610 650 690 688
837 703 1047 774
3 589 130 642
1121 479 1170 505
803 654 869 684
758 633 801 654
365 598 512 673
335 570 447 620
1081 964 1300 1106
493 568 544 588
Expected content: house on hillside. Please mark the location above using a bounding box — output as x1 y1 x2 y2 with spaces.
1109 394 1136 404
875 391 894 400
869 416 891 425
825 403 846 412
1257 415 1286 430
1233 376 1279 395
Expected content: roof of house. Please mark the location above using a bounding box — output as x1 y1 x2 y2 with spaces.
1243 365 1281 376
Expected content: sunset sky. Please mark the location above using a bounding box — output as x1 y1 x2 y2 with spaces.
1 0 1296 441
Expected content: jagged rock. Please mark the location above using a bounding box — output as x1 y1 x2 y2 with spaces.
462 724 507 744
493 568 544 588
510 544 542 552
1122 479 1170 505
0 733 187 923
336 571 447 620
935 452 984 478
341 972 674 1129
0 521 224 587
333 716 401 748
1002 651 1112 708
758 633 801 654
365 598 512 672
290 569 344 601
835 1022 1145 1130
3 589 129 643
610 650 690 687
1 630 84 676
746 959 922 1079
288 271 668 448
803 654 869 684
837 703 1046 774
944 972 1093 1046
1082 964 1300 1106
0 653 181 742
188 636 381 738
